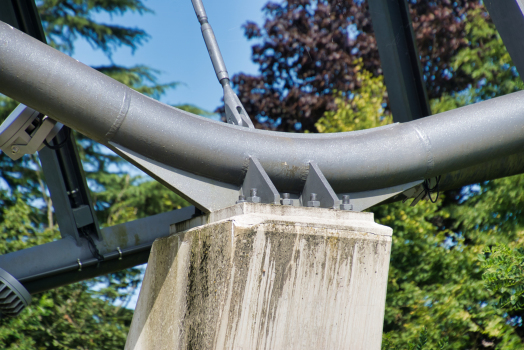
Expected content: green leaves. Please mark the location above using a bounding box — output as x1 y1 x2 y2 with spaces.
450 8 524 102
315 7 524 345
0 283 134 349
481 244 524 310
315 59 392 133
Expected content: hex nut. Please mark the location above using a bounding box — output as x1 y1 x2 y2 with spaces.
248 196 261 203
281 198 293 205
236 195 247 204
308 200 320 207
340 203 353 211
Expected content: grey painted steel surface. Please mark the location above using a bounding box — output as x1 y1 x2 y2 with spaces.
484 0 524 78
368 0 431 122
0 206 196 294
300 162 340 209
2 22 524 210
0 0 45 41
39 147 84 242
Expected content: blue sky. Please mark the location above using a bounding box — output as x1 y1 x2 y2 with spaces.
72 0 269 113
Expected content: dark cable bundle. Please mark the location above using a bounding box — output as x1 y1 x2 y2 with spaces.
422 175 442 203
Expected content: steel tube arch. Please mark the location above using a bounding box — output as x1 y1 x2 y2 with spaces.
1 22 524 196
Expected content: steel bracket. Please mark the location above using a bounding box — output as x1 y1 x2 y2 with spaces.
109 142 239 213
340 180 424 212
0 105 62 160
240 157 280 204
300 162 339 209
223 83 254 128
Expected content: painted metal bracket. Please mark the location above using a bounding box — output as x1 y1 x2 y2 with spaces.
110 141 425 213
0 104 62 160
341 179 424 212
109 142 240 213
240 157 280 205
300 162 340 209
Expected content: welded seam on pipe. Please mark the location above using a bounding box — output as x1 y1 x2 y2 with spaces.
411 124 434 177
106 90 131 140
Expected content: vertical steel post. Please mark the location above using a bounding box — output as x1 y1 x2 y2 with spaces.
484 0 524 78
368 0 431 122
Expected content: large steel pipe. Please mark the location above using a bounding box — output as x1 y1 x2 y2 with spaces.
1 22 524 194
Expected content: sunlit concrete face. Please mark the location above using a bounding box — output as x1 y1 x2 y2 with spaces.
125 203 392 350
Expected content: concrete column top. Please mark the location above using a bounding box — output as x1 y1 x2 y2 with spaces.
171 203 392 238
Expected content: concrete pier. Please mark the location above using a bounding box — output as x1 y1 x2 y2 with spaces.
125 203 392 350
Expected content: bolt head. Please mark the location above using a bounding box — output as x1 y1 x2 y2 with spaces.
11 146 19 154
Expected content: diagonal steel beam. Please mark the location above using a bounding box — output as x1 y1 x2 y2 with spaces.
368 0 431 122
484 0 524 78
0 206 197 294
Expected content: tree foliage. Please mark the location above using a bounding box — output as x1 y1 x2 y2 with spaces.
315 59 391 133
316 4 524 348
224 0 483 131
2 0 524 348
39 0 151 57
481 245 524 311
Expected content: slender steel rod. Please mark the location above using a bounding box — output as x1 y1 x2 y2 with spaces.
190 0 229 84
189 0 254 128
1 22 524 195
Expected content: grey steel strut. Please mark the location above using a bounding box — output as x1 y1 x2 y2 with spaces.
190 0 254 128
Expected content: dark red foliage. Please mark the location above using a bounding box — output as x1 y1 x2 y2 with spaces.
218 0 485 132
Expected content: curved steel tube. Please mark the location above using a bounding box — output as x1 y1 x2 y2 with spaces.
1 22 524 195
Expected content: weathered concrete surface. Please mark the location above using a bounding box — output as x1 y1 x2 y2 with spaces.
125 203 392 350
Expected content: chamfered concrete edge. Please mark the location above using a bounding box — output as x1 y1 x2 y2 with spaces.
171 203 391 238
